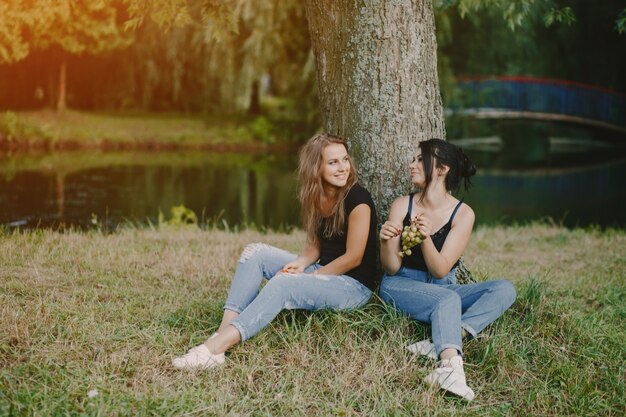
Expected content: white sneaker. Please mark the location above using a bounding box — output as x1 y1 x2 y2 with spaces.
424 355 475 401
172 334 225 370
406 339 438 360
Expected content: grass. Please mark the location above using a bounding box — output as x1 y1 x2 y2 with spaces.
1 224 624 416
0 110 304 151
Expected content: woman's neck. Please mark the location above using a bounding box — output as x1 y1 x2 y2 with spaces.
322 183 339 202
321 185 338 215
322 184 338 200
419 184 451 210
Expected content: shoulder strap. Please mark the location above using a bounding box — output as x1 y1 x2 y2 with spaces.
407 193 414 218
448 198 464 224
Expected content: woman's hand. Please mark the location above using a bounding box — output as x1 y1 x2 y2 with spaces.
380 220 402 241
415 214 433 238
281 260 306 274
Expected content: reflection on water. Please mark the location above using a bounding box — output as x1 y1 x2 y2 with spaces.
458 158 626 227
0 152 300 229
1 128 625 229
448 118 626 228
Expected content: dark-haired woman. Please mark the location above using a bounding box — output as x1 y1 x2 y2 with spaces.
379 139 516 401
173 133 378 369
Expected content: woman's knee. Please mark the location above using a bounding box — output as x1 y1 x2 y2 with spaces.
492 279 517 309
238 242 273 264
429 290 462 324
261 274 299 298
438 290 462 310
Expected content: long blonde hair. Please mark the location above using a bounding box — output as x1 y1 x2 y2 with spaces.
298 133 358 244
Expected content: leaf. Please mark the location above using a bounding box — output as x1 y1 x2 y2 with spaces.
616 8 626 34
543 7 576 28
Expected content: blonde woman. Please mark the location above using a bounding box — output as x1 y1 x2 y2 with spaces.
173 133 378 369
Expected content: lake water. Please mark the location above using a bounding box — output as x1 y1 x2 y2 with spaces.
1 128 625 230
0 152 300 230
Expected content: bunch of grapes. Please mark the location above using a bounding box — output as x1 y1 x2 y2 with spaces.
399 222 424 258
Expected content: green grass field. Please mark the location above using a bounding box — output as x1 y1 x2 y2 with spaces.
1 224 624 416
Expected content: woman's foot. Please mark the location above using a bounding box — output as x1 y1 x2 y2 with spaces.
424 355 475 401
172 333 225 370
406 339 437 360
408 330 471 360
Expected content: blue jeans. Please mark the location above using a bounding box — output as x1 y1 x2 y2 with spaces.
379 267 516 357
225 243 373 341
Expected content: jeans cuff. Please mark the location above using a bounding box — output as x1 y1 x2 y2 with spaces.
224 304 243 314
438 343 464 358
461 322 478 340
229 320 247 342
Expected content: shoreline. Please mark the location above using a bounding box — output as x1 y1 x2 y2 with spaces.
0 109 307 154
0 136 300 154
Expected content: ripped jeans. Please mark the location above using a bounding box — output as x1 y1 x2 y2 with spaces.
225 243 373 342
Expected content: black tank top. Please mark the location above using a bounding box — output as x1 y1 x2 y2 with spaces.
400 194 464 271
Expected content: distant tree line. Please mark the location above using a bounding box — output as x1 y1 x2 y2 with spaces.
0 0 313 114
0 0 624 116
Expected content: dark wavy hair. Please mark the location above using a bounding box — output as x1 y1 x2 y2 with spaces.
418 138 477 200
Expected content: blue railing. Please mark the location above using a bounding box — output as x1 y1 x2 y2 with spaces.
449 77 626 131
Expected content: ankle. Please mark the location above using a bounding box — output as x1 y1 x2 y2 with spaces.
440 355 464 368
203 332 221 354
439 348 458 362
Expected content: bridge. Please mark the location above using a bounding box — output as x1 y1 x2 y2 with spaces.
447 76 626 135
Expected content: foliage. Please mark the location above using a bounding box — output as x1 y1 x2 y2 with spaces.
159 204 199 227
122 0 236 37
437 0 626 99
543 6 576 27
248 116 276 144
118 0 313 114
0 0 29 62
0 0 132 63
0 0 316 118
0 111 45 141
436 0 620 32
0 0 623 122
617 8 626 34
0 1 134 111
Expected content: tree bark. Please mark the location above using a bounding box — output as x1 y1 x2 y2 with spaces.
57 54 67 112
304 0 445 222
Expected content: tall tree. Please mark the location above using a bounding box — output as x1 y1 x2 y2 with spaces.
0 0 132 111
304 1 445 218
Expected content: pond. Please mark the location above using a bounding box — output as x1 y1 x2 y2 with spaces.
1 124 625 230
0 152 300 230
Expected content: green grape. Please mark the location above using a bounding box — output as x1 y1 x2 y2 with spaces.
398 221 426 258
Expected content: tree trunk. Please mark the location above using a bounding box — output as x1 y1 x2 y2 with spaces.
249 80 261 115
57 54 67 112
304 0 445 222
